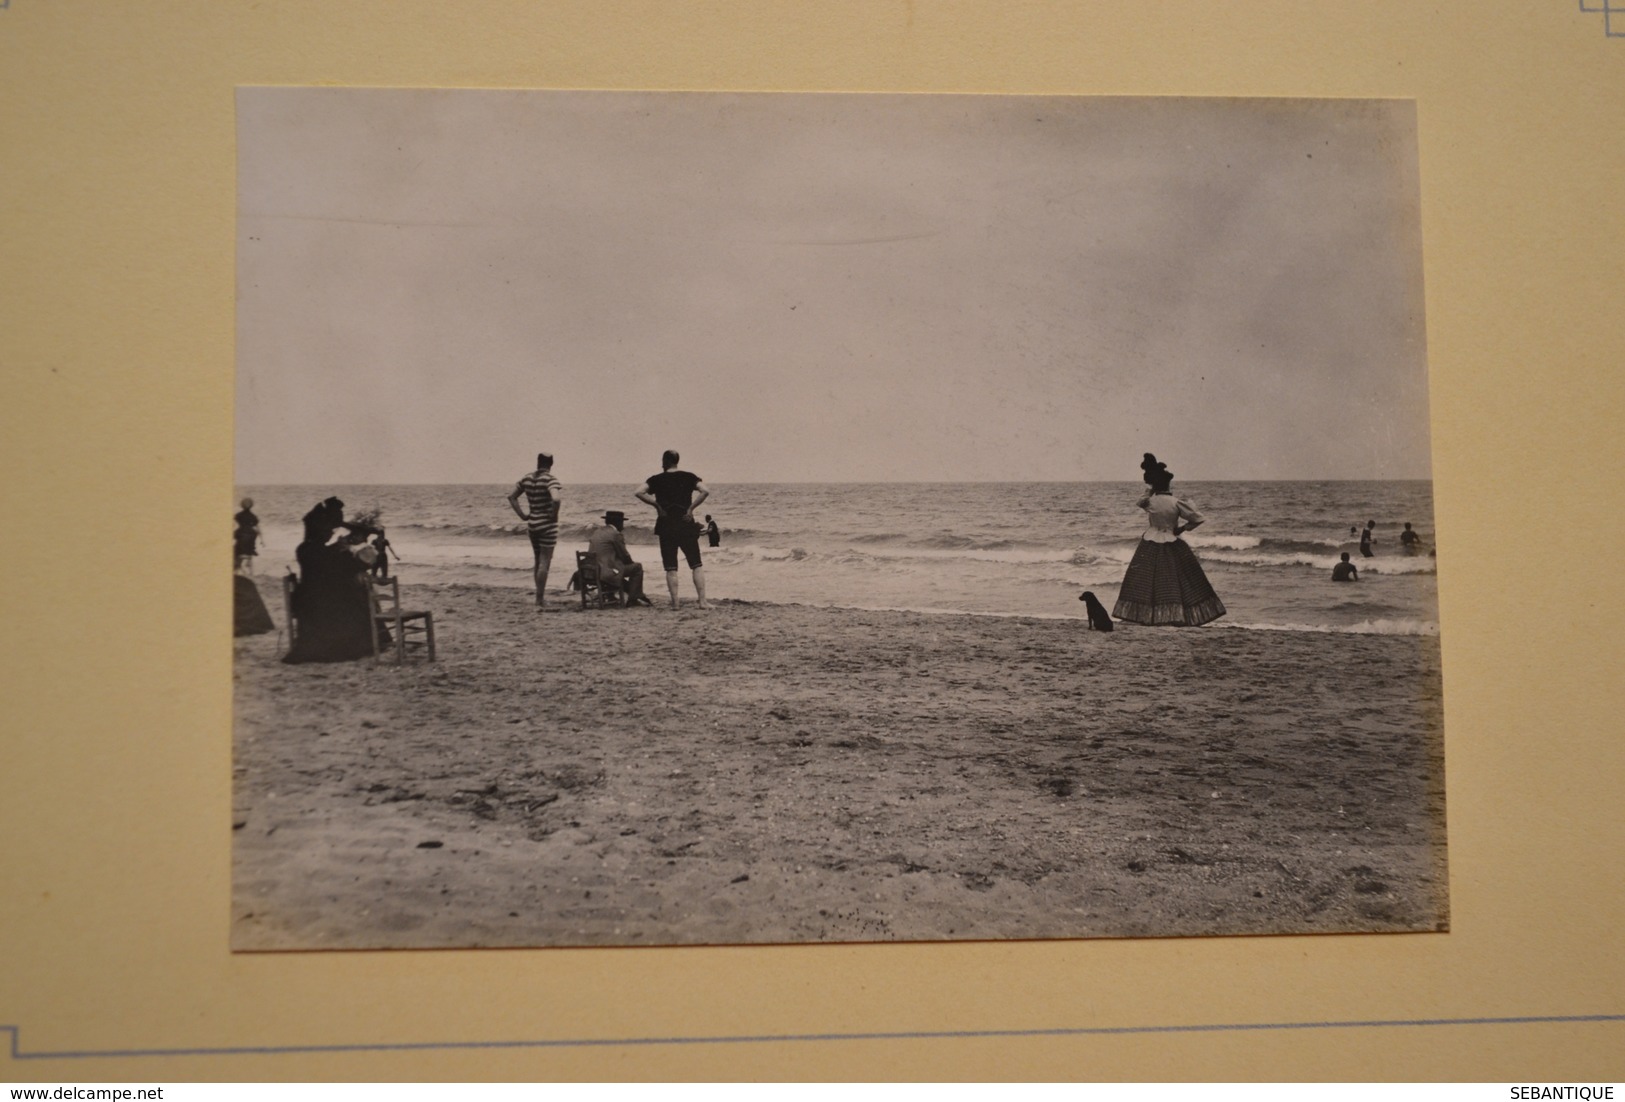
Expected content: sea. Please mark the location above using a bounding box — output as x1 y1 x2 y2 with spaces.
236 481 1440 636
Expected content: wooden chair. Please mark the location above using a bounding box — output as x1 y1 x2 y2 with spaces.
368 575 436 663
574 550 625 609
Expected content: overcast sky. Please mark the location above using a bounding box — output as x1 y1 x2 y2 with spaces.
235 90 1432 485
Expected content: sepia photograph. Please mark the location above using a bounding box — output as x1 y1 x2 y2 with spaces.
231 89 1446 949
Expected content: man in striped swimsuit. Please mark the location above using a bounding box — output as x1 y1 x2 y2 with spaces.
507 451 562 609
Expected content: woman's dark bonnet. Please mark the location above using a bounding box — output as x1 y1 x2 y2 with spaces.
1141 453 1173 492
300 496 347 544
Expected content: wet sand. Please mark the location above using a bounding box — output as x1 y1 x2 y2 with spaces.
232 579 1448 949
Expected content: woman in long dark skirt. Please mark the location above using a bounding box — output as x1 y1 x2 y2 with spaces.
1112 456 1226 627
233 574 275 636
282 497 385 663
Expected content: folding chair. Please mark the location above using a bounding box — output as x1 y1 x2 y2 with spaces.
574 550 624 609
368 575 437 663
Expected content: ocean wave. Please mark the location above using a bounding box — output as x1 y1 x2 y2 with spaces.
1259 536 1347 555
396 519 788 547
745 547 810 562
365 519 1420 577
849 531 1061 554
775 544 1078 567
1033 573 1136 590
398 520 530 538
698 543 1078 568
1199 548 1331 569
1102 534 1355 564
399 520 672 543
1184 533 1263 551
1068 544 1140 566
1356 557 1439 576
1200 547 1437 575
868 546 1073 565
1219 618 1440 637
1324 598 1413 616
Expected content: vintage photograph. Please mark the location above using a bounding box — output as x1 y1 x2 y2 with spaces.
232 90 1446 949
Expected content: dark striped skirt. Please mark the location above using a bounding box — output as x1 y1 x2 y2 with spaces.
1112 538 1227 626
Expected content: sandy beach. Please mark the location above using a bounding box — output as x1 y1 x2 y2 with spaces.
232 579 1448 949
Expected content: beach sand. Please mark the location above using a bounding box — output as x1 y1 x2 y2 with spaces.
232 579 1448 949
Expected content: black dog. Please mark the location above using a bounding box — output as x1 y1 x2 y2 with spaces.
1079 590 1114 632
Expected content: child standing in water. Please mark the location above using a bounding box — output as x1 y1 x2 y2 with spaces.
370 529 398 578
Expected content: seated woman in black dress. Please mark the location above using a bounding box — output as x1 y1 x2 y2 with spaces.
282 497 387 663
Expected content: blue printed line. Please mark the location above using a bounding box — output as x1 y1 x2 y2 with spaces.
3 1015 1622 1062
1579 0 1625 34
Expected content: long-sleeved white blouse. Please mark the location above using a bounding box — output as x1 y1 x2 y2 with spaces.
1137 490 1205 544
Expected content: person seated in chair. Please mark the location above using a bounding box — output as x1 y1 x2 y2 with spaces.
282 497 389 663
587 510 651 607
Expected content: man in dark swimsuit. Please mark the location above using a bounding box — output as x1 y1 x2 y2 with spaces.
1332 552 1359 582
635 449 710 609
1360 520 1377 558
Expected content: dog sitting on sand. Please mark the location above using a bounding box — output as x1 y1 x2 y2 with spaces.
1079 590 1114 632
